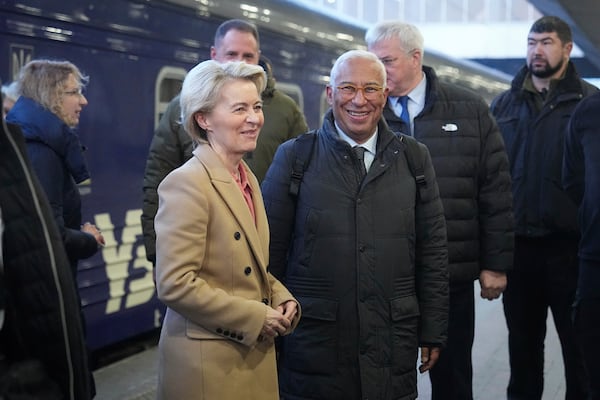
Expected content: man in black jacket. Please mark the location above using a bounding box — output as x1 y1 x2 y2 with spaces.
262 49 449 400
0 120 93 399
563 91 600 400
491 16 597 399
366 21 514 400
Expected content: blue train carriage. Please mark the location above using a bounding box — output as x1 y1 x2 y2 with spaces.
0 0 358 350
0 0 510 350
0 0 183 350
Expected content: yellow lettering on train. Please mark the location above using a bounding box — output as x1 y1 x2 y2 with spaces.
95 209 155 314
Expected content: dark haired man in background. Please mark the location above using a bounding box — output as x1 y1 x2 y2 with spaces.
491 15 597 399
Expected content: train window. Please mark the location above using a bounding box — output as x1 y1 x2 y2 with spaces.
274 82 304 112
159 79 183 103
154 66 187 129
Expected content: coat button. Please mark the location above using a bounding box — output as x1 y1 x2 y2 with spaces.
230 332 237 339
237 335 244 341
234 232 241 240
244 266 252 275
223 330 230 336
216 328 223 334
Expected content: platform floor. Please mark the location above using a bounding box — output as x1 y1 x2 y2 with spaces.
93 283 567 399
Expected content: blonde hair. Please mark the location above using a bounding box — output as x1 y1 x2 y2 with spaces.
17 59 88 120
180 60 266 141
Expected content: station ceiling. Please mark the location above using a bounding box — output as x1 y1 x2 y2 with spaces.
529 0 600 71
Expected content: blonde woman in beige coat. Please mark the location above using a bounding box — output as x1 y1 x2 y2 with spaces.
154 60 300 400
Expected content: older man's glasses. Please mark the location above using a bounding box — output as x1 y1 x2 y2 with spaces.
379 49 417 67
336 84 384 98
379 57 399 66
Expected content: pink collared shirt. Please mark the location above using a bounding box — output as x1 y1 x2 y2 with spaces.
232 164 256 224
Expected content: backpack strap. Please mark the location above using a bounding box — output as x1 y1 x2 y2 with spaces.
288 131 426 201
289 130 317 197
400 135 427 201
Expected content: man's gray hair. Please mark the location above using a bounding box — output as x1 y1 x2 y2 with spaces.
330 50 387 87
365 21 425 58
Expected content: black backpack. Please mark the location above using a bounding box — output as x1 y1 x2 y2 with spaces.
288 131 427 200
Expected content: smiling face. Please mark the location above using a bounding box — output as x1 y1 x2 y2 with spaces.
327 56 388 143
58 73 88 127
195 79 264 162
211 29 260 65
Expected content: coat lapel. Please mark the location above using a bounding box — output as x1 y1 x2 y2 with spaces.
193 145 269 275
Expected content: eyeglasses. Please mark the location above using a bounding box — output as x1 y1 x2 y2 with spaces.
379 49 417 67
63 88 84 96
335 84 384 98
379 57 399 66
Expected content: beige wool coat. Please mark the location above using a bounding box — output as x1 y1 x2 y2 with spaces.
155 143 299 400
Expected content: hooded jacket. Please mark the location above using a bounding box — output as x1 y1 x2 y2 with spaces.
6 97 98 271
0 122 92 399
491 62 597 238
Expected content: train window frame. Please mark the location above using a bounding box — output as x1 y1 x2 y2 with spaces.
274 82 305 113
319 89 329 122
154 66 187 129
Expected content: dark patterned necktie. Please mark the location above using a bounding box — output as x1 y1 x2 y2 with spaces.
353 146 367 178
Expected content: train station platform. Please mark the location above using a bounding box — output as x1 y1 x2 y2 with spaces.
93 283 567 399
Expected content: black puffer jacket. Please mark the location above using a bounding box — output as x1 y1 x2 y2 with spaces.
385 66 514 283
0 123 92 399
490 62 598 238
262 110 448 400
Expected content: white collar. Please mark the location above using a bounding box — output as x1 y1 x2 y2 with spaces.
334 122 378 155
389 71 427 110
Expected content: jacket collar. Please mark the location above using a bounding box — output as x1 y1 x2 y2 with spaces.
261 75 276 99
510 61 585 98
191 144 270 275
421 66 440 113
6 96 90 183
321 108 401 161
384 66 440 119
